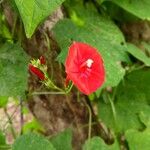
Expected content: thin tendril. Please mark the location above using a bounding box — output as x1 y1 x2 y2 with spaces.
86 104 92 140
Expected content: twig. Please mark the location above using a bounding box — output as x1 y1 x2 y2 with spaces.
85 97 109 141
19 97 24 135
4 108 16 139
3 105 19 131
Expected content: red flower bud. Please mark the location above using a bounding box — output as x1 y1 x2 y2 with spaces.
65 42 105 95
40 56 46 65
29 64 45 80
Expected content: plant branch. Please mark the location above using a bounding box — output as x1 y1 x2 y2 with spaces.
19 97 24 135
31 91 66 95
4 108 16 139
85 103 92 140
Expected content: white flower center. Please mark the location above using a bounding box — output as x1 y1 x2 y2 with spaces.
86 59 94 68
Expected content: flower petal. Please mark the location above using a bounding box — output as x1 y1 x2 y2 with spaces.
65 42 105 95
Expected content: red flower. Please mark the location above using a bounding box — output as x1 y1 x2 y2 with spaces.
65 42 105 95
40 56 46 65
29 64 45 80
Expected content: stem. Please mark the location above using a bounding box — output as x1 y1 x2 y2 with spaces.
19 97 24 135
44 76 73 94
86 104 92 140
77 91 80 102
108 95 117 122
44 77 65 93
29 80 73 97
12 15 17 38
31 91 65 95
53 85 65 92
19 19 23 44
112 86 117 102
65 82 73 94
127 64 145 74
3 105 19 131
85 97 109 141
44 32 50 51
4 108 16 139
43 32 55 80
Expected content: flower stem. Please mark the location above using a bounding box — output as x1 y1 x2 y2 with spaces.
44 78 65 93
86 104 92 140
65 82 74 94
108 95 117 122
32 91 65 95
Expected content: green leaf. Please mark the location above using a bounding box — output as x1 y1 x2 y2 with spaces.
0 11 12 41
101 1 139 22
12 133 56 150
106 0 150 20
53 7 130 90
0 131 6 145
0 43 29 97
97 0 105 5
139 112 150 128
0 96 8 108
15 0 65 38
126 43 150 66
50 129 72 150
83 137 120 150
98 69 150 133
0 131 10 150
125 128 150 150
23 119 44 133
142 41 150 53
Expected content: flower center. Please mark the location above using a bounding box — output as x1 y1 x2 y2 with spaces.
86 59 94 68
80 59 94 69
79 59 94 78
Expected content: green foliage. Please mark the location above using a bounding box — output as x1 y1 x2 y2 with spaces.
12 133 56 150
101 1 139 22
0 131 10 150
104 0 150 20
142 42 150 53
23 119 44 133
98 69 150 132
0 43 29 97
83 137 120 150
0 96 8 108
127 43 150 66
0 131 6 145
139 112 150 128
1 0 150 149
50 129 72 150
14 0 65 38
53 5 130 90
125 128 150 150
0 10 12 42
